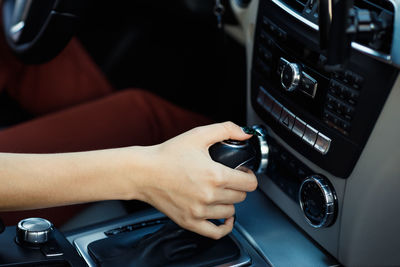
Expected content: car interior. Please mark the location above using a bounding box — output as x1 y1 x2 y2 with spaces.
0 0 399 266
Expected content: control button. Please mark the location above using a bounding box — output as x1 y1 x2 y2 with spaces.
299 175 337 228
280 108 295 130
16 218 54 246
256 90 266 105
41 241 64 257
262 49 273 63
263 18 277 33
292 117 306 138
338 85 348 100
277 29 287 41
262 16 269 26
314 133 331 155
263 94 275 112
258 46 272 63
281 62 301 92
333 71 344 80
260 31 275 48
271 101 283 120
329 80 340 95
340 120 351 132
255 59 271 78
300 72 318 98
302 125 318 146
347 91 359 106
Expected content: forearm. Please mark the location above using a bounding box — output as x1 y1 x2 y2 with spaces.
0 146 150 211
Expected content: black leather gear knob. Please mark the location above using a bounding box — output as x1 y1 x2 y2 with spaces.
209 138 260 171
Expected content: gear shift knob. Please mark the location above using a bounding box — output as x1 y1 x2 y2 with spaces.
209 125 269 173
209 139 258 170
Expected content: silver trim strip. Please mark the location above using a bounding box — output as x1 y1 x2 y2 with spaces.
270 0 400 68
271 0 318 30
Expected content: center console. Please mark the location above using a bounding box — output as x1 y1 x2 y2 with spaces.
242 0 400 265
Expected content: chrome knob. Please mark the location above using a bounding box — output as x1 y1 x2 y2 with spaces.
280 59 301 92
16 218 54 245
252 125 269 174
299 175 337 228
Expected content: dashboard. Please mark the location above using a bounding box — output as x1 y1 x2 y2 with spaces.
0 1 399 266
230 0 400 265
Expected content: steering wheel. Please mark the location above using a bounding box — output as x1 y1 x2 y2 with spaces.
1 0 85 64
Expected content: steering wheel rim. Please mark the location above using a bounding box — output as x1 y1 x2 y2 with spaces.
2 0 84 64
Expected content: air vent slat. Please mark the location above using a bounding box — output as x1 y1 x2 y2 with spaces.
274 0 394 55
354 0 394 54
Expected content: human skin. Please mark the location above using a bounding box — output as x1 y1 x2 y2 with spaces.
0 122 258 239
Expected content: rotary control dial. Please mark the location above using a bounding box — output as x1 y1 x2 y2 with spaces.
16 218 54 246
280 59 301 92
299 175 337 228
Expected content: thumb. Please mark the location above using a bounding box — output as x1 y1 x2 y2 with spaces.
195 122 252 147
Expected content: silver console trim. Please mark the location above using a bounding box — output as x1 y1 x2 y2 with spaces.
270 0 400 68
271 0 318 30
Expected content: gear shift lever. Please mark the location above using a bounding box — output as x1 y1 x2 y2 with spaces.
88 125 270 267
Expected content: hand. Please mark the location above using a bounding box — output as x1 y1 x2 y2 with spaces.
137 122 258 239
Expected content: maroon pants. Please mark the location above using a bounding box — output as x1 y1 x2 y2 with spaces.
0 38 211 226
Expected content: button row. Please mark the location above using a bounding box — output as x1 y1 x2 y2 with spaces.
262 17 287 42
256 31 275 79
324 79 359 135
329 80 359 106
326 94 355 121
323 110 351 136
257 87 331 154
332 70 364 90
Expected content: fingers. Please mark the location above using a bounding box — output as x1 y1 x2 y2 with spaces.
220 167 258 192
205 204 236 219
213 189 247 204
193 122 252 147
190 217 235 240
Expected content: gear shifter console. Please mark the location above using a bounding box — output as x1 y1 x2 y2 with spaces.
82 125 269 267
88 220 243 267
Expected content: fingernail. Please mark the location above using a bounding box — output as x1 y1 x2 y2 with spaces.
241 126 260 136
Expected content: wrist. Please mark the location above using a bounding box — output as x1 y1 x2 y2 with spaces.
112 145 160 203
